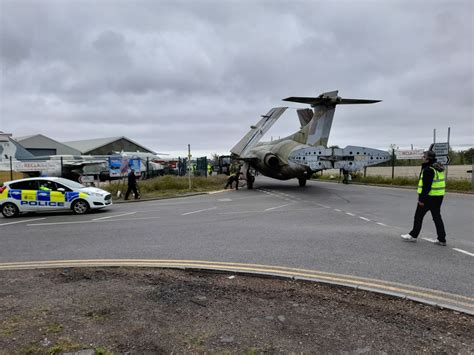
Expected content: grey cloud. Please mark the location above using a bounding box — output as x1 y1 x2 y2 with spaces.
0 0 472 154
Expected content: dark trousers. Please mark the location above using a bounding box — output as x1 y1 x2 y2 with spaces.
409 196 446 242
125 184 139 200
225 176 239 190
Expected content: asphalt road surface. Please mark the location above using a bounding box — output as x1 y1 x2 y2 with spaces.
1 177 473 299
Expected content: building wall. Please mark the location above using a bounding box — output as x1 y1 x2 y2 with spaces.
27 148 57 156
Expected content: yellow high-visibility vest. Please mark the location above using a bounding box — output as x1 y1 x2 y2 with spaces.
417 167 445 196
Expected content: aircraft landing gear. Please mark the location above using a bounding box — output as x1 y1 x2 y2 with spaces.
298 177 307 187
246 169 255 189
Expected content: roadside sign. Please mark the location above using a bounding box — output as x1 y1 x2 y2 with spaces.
395 149 424 160
429 142 449 156
436 155 450 165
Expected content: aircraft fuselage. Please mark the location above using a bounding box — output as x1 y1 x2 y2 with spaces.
248 140 313 180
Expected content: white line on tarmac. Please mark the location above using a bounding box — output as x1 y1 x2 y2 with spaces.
181 207 217 216
28 215 161 227
334 209 342 212
345 212 356 216
359 217 371 222
111 216 161 222
264 203 293 211
0 218 46 226
376 222 388 227
219 207 314 215
422 238 437 243
317 204 331 208
452 248 474 257
28 220 94 226
92 212 136 221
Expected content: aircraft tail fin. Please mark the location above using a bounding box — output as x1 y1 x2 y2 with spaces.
297 109 314 127
283 91 381 147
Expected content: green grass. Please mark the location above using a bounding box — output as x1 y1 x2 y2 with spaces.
103 175 228 199
312 174 472 192
46 323 63 334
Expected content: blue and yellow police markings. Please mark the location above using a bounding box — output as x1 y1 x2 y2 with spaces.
2 188 90 208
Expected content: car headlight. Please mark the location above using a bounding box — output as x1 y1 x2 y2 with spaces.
86 192 105 197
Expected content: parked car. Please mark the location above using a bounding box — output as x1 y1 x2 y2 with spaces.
0 177 112 218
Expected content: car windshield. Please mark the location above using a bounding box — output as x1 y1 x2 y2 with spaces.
54 178 86 189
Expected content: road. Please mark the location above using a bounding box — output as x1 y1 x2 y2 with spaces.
1 177 473 300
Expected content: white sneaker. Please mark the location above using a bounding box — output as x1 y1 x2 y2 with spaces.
401 234 417 242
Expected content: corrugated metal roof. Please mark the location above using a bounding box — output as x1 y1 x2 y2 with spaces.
63 136 156 154
14 134 82 155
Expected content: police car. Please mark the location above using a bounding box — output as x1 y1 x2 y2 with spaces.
0 177 112 218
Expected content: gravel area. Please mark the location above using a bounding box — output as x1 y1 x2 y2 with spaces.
0 268 472 353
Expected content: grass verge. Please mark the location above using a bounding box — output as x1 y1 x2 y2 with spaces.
312 174 472 192
103 175 228 200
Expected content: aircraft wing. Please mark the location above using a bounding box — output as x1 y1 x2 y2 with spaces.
230 107 287 158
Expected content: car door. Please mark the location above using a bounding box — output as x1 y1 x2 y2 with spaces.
51 181 71 210
9 180 39 211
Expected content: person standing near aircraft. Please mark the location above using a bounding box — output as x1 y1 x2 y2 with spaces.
124 169 140 200
224 163 241 190
401 151 447 245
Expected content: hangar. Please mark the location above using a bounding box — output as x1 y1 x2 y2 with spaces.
15 134 81 156
62 136 156 155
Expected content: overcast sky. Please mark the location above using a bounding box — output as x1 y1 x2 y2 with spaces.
1 0 472 157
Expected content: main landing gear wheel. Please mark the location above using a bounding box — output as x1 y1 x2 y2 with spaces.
71 199 90 215
1 203 19 218
298 177 307 187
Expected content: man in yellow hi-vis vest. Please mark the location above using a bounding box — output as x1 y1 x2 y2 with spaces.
401 151 447 245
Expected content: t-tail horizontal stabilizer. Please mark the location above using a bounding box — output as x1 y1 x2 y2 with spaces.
283 91 381 107
288 145 391 172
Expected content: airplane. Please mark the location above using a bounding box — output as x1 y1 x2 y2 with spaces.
230 90 391 188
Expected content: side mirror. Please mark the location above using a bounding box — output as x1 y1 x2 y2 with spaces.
57 188 66 194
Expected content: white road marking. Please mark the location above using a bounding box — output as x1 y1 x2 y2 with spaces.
113 216 161 222
334 209 342 212
345 212 356 216
359 217 371 222
264 203 293 211
92 212 136 221
422 238 437 243
182 207 217 216
452 248 474 257
28 220 94 226
218 198 232 202
376 222 388 227
28 215 161 227
318 204 331 208
0 218 46 226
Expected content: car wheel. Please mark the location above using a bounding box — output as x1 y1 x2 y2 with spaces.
2 202 19 218
71 199 90 215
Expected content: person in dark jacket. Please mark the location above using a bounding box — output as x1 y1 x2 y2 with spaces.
401 150 447 245
224 164 241 190
124 169 140 200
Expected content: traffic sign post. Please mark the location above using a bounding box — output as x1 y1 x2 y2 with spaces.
429 142 450 166
436 156 450 165
429 142 449 157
